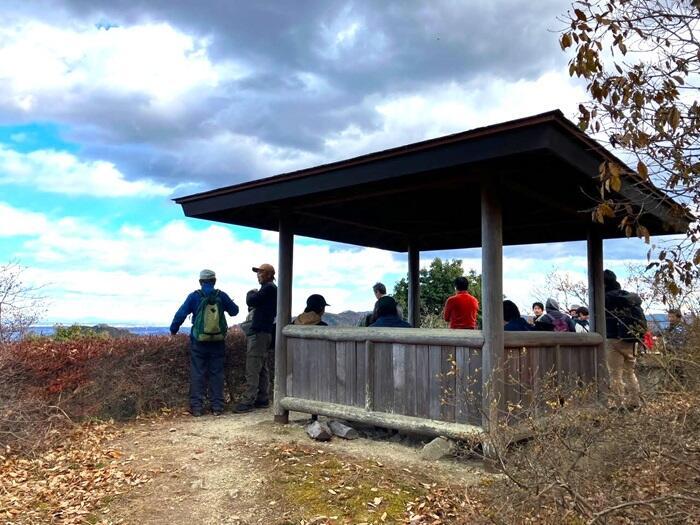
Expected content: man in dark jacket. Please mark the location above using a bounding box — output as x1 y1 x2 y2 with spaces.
370 296 411 328
170 269 239 416
503 300 532 331
234 263 277 413
604 269 644 410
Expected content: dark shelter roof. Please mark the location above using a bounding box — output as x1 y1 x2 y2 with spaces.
175 110 689 252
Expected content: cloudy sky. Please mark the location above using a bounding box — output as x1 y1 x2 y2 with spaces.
0 0 664 326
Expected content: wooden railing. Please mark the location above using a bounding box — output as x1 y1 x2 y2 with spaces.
279 326 603 439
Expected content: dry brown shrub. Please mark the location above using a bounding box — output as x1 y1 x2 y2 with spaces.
476 329 700 524
0 328 249 456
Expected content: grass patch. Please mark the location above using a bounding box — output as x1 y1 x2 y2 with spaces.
262 443 429 523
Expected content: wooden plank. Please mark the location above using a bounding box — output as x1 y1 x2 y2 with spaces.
374 343 393 412
455 346 469 423
327 342 338 403
336 341 347 404
345 342 358 406
363 341 373 410
468 348 483 426
504 331 603 347
416 344 431 418
283 325 486 347
318 341 336 402
429 345 442 420
519 345 534 411
286 336 294 398
393 344 407 415
504 347 521 416
405 344 417 417
354 341 364 407
280 396 483 441
293 338 307 399
440 346 456 422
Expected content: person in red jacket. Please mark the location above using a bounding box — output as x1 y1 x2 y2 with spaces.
443 276 479 329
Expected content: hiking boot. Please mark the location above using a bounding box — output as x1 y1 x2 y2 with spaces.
190 408 203 417
254 399 270 408
233 402 254 413
212 409 224 417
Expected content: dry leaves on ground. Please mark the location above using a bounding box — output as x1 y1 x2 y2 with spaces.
0 421 150 524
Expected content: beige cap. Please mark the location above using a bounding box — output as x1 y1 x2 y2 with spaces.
252 263 275 276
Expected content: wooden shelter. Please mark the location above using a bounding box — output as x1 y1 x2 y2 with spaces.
175 110 688 437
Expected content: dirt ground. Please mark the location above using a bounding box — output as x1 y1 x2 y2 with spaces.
99 409 489 525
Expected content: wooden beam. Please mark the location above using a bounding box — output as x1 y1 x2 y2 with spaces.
295 210 406 236
481 179 505 432
273 212 294 424
279 397 483 441
587 228 607 395
283 325 486 347
407 244 421 327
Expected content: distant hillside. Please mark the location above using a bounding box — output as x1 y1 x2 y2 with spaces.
323 310 371 327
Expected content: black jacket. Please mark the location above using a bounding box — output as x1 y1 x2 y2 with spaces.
604 276 645 341
246 282 277 334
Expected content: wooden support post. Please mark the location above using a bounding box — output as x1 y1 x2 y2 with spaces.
408 244 420 327
587 228 607 395
481 180 504 432
274 212 294 424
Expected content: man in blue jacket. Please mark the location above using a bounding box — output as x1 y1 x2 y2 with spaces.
370 296 411 328
234 263 277 413
170 269 239 416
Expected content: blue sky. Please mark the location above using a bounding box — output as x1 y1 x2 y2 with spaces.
0 1 672 324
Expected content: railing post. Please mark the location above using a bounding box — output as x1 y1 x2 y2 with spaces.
408 243 421 327
274 211 294 424
481 179 505 433
587 228 607 396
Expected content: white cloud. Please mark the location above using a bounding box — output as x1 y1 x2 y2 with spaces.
0 202 48 236
3 200 664 324
9 208 406 324
0 144 172 197
0 20 244 108
322 71 587 160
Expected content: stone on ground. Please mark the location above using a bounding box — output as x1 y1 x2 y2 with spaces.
419 436 456 461
306 420 333 441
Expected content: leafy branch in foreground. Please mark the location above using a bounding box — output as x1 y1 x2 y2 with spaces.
560 0 700 291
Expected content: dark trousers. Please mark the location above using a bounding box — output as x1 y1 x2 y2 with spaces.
190 340 226 411
242 332 272 405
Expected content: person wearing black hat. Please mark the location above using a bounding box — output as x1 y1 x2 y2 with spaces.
293 294 330 326
369 296 411 328
604 269 646 410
